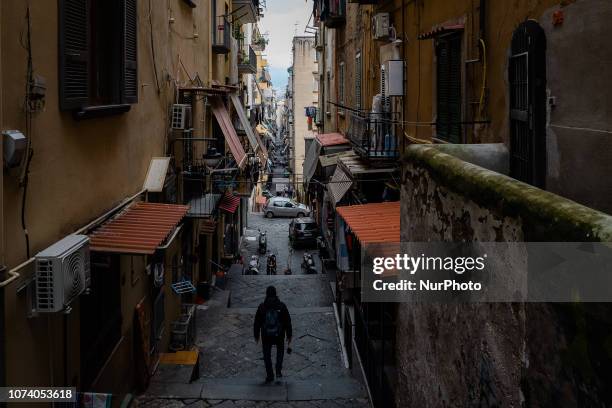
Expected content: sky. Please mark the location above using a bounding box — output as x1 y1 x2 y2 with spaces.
258 0 314 94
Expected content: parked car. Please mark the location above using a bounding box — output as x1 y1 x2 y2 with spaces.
264 197 310 218
289 217 319 248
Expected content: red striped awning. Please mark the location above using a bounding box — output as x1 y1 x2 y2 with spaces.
418 24 464 40
218 193 240 214
89 202 189 255
210 96 247 169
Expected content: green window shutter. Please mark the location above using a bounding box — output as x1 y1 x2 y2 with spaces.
121 0 138 104
58 0 90 111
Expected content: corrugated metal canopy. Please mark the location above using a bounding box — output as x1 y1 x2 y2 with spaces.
89 202 189 254
186 193 222 218
328 166 353 205
339 155 397 176
319 151 357 168
418 23 464 40
210 96 247 169
303 140 322 184
337 201 400 244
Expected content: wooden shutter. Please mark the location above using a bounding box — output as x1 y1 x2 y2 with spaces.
121 0 138 104
58 0 90 111
436 33 462 143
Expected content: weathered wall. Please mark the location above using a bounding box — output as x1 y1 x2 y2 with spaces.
399 145 612 407
291 36 317 189
1 0 211 391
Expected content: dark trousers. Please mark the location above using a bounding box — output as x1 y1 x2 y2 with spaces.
262 337 284 379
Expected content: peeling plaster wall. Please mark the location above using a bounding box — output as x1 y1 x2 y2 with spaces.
397 145 612 407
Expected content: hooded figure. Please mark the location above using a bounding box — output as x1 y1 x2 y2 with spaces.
254 286 292 383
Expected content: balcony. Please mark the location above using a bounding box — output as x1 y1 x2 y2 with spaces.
212 16 231 54
251 36 267 51
238 45 257 74
321 0 346 28
348 113 399 160
232 0 259 23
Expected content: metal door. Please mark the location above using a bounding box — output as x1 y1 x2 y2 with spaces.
509 21 547 187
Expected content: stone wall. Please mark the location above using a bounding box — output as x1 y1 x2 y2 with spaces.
397 145 612 407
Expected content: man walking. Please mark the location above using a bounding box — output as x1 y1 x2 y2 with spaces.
254 286 292 383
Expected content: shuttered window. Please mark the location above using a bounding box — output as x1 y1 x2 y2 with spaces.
355 52 362 111
59 0 138 112
436 33 462 143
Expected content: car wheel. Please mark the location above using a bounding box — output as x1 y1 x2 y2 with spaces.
297 212 305 218
266 211 274 219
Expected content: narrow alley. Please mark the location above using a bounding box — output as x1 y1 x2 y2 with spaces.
136 209 369 407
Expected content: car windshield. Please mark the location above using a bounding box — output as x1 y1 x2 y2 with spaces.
298 223 317 231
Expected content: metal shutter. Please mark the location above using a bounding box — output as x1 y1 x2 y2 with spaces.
121 0 138 104
436 33 462 143
58 0 90 111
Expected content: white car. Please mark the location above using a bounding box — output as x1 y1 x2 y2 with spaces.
264 197 310 218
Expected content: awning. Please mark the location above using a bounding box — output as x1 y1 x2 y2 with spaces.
210 96 247 169
337 201 400 244
218 193 240 213
328 166 352 205
89 202 190 255
230 94 268 162
200 219 217 234
316 133 350 147
418 23 464 40
339 154 397 176
303 139 322 184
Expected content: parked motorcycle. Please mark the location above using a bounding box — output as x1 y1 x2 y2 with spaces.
266 253 277 275
258 230 267 255
301 252 317 274
245 255 259 275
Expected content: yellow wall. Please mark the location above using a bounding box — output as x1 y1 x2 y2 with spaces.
1 0 212 392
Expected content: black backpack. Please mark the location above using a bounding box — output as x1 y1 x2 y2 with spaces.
263 307 282 337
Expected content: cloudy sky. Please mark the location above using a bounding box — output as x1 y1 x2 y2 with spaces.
258 0 314 93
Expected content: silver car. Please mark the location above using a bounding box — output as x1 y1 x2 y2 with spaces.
264 197 310 218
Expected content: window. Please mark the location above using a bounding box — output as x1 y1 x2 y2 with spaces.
355 52 362 111
509 21 547 187
435 33 462 143
339 62 345 113
59 0 138 112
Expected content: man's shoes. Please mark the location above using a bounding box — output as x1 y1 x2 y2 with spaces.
264 377 274 384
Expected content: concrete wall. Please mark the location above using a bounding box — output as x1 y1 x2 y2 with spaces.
398 145 612 407
291 37 317 194
1 0 211 392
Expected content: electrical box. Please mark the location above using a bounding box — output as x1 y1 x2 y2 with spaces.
382 60 404 97
3 130 27 168
373 13 390 40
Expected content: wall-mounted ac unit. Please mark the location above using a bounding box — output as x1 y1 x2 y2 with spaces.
35 234 90 313
171 104 193 130
373 13 390 40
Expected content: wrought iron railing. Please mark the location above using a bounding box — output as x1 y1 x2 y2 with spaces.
348 113 399 159
238 45 257 74
212 16 231 54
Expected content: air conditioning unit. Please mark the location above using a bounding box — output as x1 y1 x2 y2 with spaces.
171 104 193 130
35 234 91 313
373 13 390 40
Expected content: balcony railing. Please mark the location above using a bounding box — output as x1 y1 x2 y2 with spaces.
238 45 257 74
212 16 231 54
321 0 346 28
348 113 399 159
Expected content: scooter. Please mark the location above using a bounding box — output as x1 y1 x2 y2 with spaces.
301 252 317 274
245 255 259 275
266 253 277 275
258 230 267 255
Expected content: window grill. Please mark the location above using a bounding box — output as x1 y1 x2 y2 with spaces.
435 33 462 143
355 52 362 111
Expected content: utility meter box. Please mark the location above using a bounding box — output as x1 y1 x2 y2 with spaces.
373 13 390 40
382 60 404 97
3 130 26 168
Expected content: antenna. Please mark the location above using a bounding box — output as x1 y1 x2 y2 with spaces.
294 21 299 36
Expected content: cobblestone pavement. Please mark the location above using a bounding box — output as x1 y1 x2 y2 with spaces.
136 212 369 408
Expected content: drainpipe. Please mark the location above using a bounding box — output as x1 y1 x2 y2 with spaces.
1 0 6 396
479 0 487 54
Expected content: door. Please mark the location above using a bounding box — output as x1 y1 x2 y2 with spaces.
509 20 547 187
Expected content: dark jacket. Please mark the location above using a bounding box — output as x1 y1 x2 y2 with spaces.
254 296 292 341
